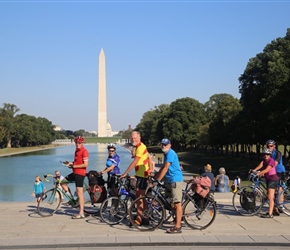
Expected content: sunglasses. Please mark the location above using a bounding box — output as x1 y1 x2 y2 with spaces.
109 150 115 152
268 145 274 147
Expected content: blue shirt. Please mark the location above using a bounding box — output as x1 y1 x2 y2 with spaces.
271 149 285 173
34 181 44 195
164 148 183 183
106 153 121 175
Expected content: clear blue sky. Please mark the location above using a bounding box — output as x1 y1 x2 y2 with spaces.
1 0 289 132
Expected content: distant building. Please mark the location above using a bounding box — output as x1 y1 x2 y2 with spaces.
53 125 63 131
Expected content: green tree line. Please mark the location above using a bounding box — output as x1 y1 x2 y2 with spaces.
135 28 290 160
0 103 56 148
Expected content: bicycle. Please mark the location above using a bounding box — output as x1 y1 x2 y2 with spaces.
37 167 105 217
99 175 136 225
232 171 290 216
127 177 217 231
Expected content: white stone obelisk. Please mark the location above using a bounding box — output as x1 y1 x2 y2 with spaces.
98 48 108 137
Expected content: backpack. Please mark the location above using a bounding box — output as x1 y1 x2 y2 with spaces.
191 175 211 198
87 170 105 186
240 190 255 211
89 184 107 204
87 170 107 204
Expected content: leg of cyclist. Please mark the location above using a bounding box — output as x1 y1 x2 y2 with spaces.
73 174 86 218
61 174 74 201
277 173 285 213
134 177 148 225
167 182 183 233
261 180 279 218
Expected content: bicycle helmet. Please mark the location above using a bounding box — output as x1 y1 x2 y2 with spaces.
107 143 116 150
262 148 272 155
74 136 85 143
266 139 276 145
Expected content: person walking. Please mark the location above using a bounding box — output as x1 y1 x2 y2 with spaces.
155 138 183 234
99 143 121 196
63 136 89 219
214 167 230 193
121 131 150 226
252 148 279 218
31 175 46 203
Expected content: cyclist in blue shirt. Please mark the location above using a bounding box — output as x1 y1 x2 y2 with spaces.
99 144 120 196
155 138 183 234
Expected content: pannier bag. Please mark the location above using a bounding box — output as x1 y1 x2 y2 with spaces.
87 170 107 204
89 184 107 204
240 190 256 211
191 175 211 198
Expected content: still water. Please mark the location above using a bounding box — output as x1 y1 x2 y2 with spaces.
0 144 133 202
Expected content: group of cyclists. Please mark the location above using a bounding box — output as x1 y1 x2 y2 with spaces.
57 131 184 233
48 134 286 230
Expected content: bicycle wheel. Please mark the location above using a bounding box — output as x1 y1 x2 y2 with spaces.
100 197 127 225
278 189 290 216
128 196 165 231
232 186 264 216
83 188 101 215
37 189 61 217
183 196 216 230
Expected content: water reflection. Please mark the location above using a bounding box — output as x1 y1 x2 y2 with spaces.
0 144 132 202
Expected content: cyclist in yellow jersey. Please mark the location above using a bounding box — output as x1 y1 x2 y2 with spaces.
121 131 150 226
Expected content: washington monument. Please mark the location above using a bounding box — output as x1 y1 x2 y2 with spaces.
98 48 112 137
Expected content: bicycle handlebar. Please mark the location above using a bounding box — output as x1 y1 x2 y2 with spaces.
248 172 260 182
43 174 54 182
150 177 164 186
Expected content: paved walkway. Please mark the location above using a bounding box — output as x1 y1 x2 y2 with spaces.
1 192 290 249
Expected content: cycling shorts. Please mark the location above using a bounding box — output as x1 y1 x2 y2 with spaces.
136 176 148 190
267 180 279 189
65 173 85 188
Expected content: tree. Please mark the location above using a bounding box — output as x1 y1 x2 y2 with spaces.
205 94 242 151
163 97 207 150
0 103 20 148
135 104 170 146
239 28 290 145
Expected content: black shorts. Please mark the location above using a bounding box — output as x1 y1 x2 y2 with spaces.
267 180 279 189
107 175 118 189
65 173 85 188
136 176 148 190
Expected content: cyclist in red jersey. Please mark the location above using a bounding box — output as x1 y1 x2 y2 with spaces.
63 136 89 219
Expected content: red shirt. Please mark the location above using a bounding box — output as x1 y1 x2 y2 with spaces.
73 147 89 176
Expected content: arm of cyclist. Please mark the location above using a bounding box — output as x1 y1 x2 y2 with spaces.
120 156 139 178
251 161 263 173
154 161 170 182
99 165 114 175
252 161 272 177
63 160 88 169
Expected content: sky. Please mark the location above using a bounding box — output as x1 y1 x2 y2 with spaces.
0 0 290 133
